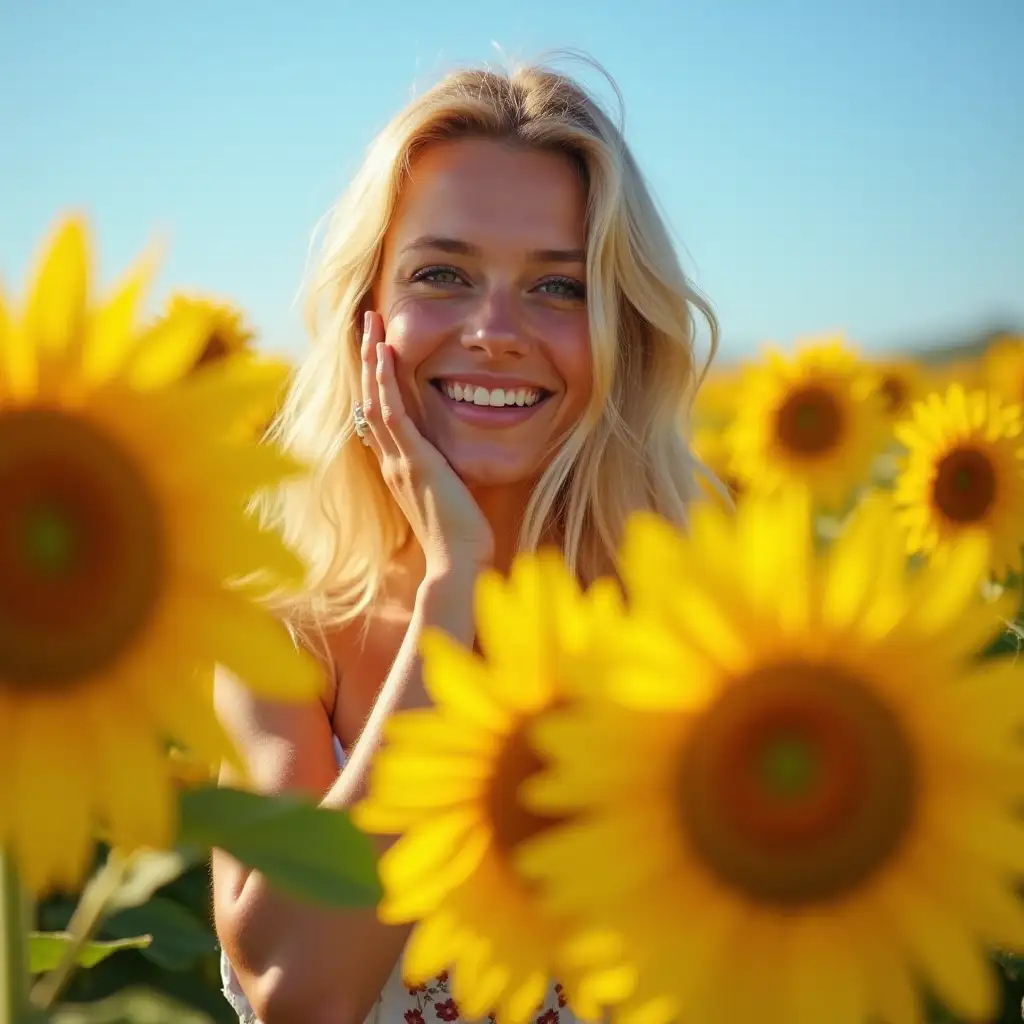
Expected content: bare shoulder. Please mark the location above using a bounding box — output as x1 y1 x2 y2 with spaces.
213 642 339 799
321 552 424 749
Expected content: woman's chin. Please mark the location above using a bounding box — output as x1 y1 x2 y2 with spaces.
443 449 543 490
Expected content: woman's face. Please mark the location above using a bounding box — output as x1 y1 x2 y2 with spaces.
371 138 592 488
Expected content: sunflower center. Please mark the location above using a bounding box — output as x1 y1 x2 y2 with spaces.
879 376 907 415
758 735 818 797
775 385 844 456
932 447 997 523
195 331 231 369
23 503 80 574
486 715 567 858
679 660 917 908
0 408 165 688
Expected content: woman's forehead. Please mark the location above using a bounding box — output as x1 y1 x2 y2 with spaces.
386 139 587 259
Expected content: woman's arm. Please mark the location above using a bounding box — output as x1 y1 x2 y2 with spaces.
212 568 476 1024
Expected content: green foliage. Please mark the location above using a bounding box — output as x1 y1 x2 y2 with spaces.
178 786 381 908
30 934 153 975
36 859 230 1022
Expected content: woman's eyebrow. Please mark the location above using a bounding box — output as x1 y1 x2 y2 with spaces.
401 236 585 264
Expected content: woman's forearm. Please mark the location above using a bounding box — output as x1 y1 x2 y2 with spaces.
220 569 479 1024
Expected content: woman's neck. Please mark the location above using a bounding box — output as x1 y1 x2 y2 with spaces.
469 481 535 576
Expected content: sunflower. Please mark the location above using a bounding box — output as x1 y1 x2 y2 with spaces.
518 493 1024 1024
0 216 322 894
727 337 888 510
691 365 742 430
869 357 927 421
983 334 1024 409
352 553 631 1024
893 384 1024 579
164 293 256 371
692 427 743 506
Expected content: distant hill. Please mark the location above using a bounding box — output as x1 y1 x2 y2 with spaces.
714 321 1023 369
895 322 1023 364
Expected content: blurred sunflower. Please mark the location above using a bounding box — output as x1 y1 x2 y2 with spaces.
983 334 1024 409
691 365 741 430
353 554 630 1024
519 494 1024 1024
727 337 887 510
165 293 256 371
869 357 927 421
893 384 1024 579
0 216 322 894
692 427 743 506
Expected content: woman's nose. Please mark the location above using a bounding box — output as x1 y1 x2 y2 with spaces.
461 290 528 359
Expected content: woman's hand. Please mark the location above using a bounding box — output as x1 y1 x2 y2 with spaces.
357 311 494 577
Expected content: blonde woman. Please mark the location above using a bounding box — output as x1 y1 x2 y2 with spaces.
213 56 717 1024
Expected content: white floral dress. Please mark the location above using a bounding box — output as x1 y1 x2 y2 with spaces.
220 738 579 1024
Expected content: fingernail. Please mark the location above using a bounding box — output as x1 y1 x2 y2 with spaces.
362 311 371 339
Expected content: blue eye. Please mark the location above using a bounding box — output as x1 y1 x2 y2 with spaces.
537 276 586 300
409 266 464 286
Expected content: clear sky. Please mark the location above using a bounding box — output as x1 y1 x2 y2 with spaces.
1 0 1021 363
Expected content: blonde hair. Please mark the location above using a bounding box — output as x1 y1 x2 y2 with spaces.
260 54 718 633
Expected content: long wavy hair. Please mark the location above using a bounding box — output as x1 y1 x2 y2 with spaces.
258 54 718 635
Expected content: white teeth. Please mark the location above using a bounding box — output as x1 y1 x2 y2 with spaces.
440 382 542 408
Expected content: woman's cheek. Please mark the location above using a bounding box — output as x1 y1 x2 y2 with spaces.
383 300 460 427
539 313 593 418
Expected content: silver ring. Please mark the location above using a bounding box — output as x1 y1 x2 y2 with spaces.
352 403 372 446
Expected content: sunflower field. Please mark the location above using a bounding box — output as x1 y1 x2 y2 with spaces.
2 215 1024 1024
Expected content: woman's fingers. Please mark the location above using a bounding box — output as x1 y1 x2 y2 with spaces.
375 341 425 456
358 312 389 457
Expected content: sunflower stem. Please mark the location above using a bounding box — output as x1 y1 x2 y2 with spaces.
30 849 130 1012
0 849 34 1024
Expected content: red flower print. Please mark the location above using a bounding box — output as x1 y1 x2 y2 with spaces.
554 983 567 1009
537 1010 560 1024
405 1012 425 1024
437 971 450 985
435 999 460 1021
407 984 427 996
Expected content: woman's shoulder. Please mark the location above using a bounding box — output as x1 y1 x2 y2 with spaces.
320 549 425 745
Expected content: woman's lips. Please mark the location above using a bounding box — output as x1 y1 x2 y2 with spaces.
427 382 553 428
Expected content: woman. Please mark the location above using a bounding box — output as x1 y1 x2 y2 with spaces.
213 56 717 1024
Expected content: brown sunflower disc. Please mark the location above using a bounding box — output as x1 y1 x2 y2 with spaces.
0 408 165 688
679 661 916 908
775 384 845 457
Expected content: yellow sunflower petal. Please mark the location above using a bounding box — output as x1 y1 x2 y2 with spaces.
82 244 158 385
889 881 1001 1023
86 693 175 853
184 584 325 701
10 698 94 893
403 911 463 984
378 810 489 912
24 216 89 369
419 629 510 731
166 355 292 438
121 303 215 389
0 281 36 395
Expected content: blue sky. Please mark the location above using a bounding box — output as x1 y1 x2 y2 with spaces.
1 0 1021 363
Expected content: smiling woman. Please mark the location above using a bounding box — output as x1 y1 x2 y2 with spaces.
212 54 718 1024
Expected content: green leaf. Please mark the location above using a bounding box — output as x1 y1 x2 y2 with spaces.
178 785 382 908
29 932 152 974
50 986 216 1024
103 897 217 971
